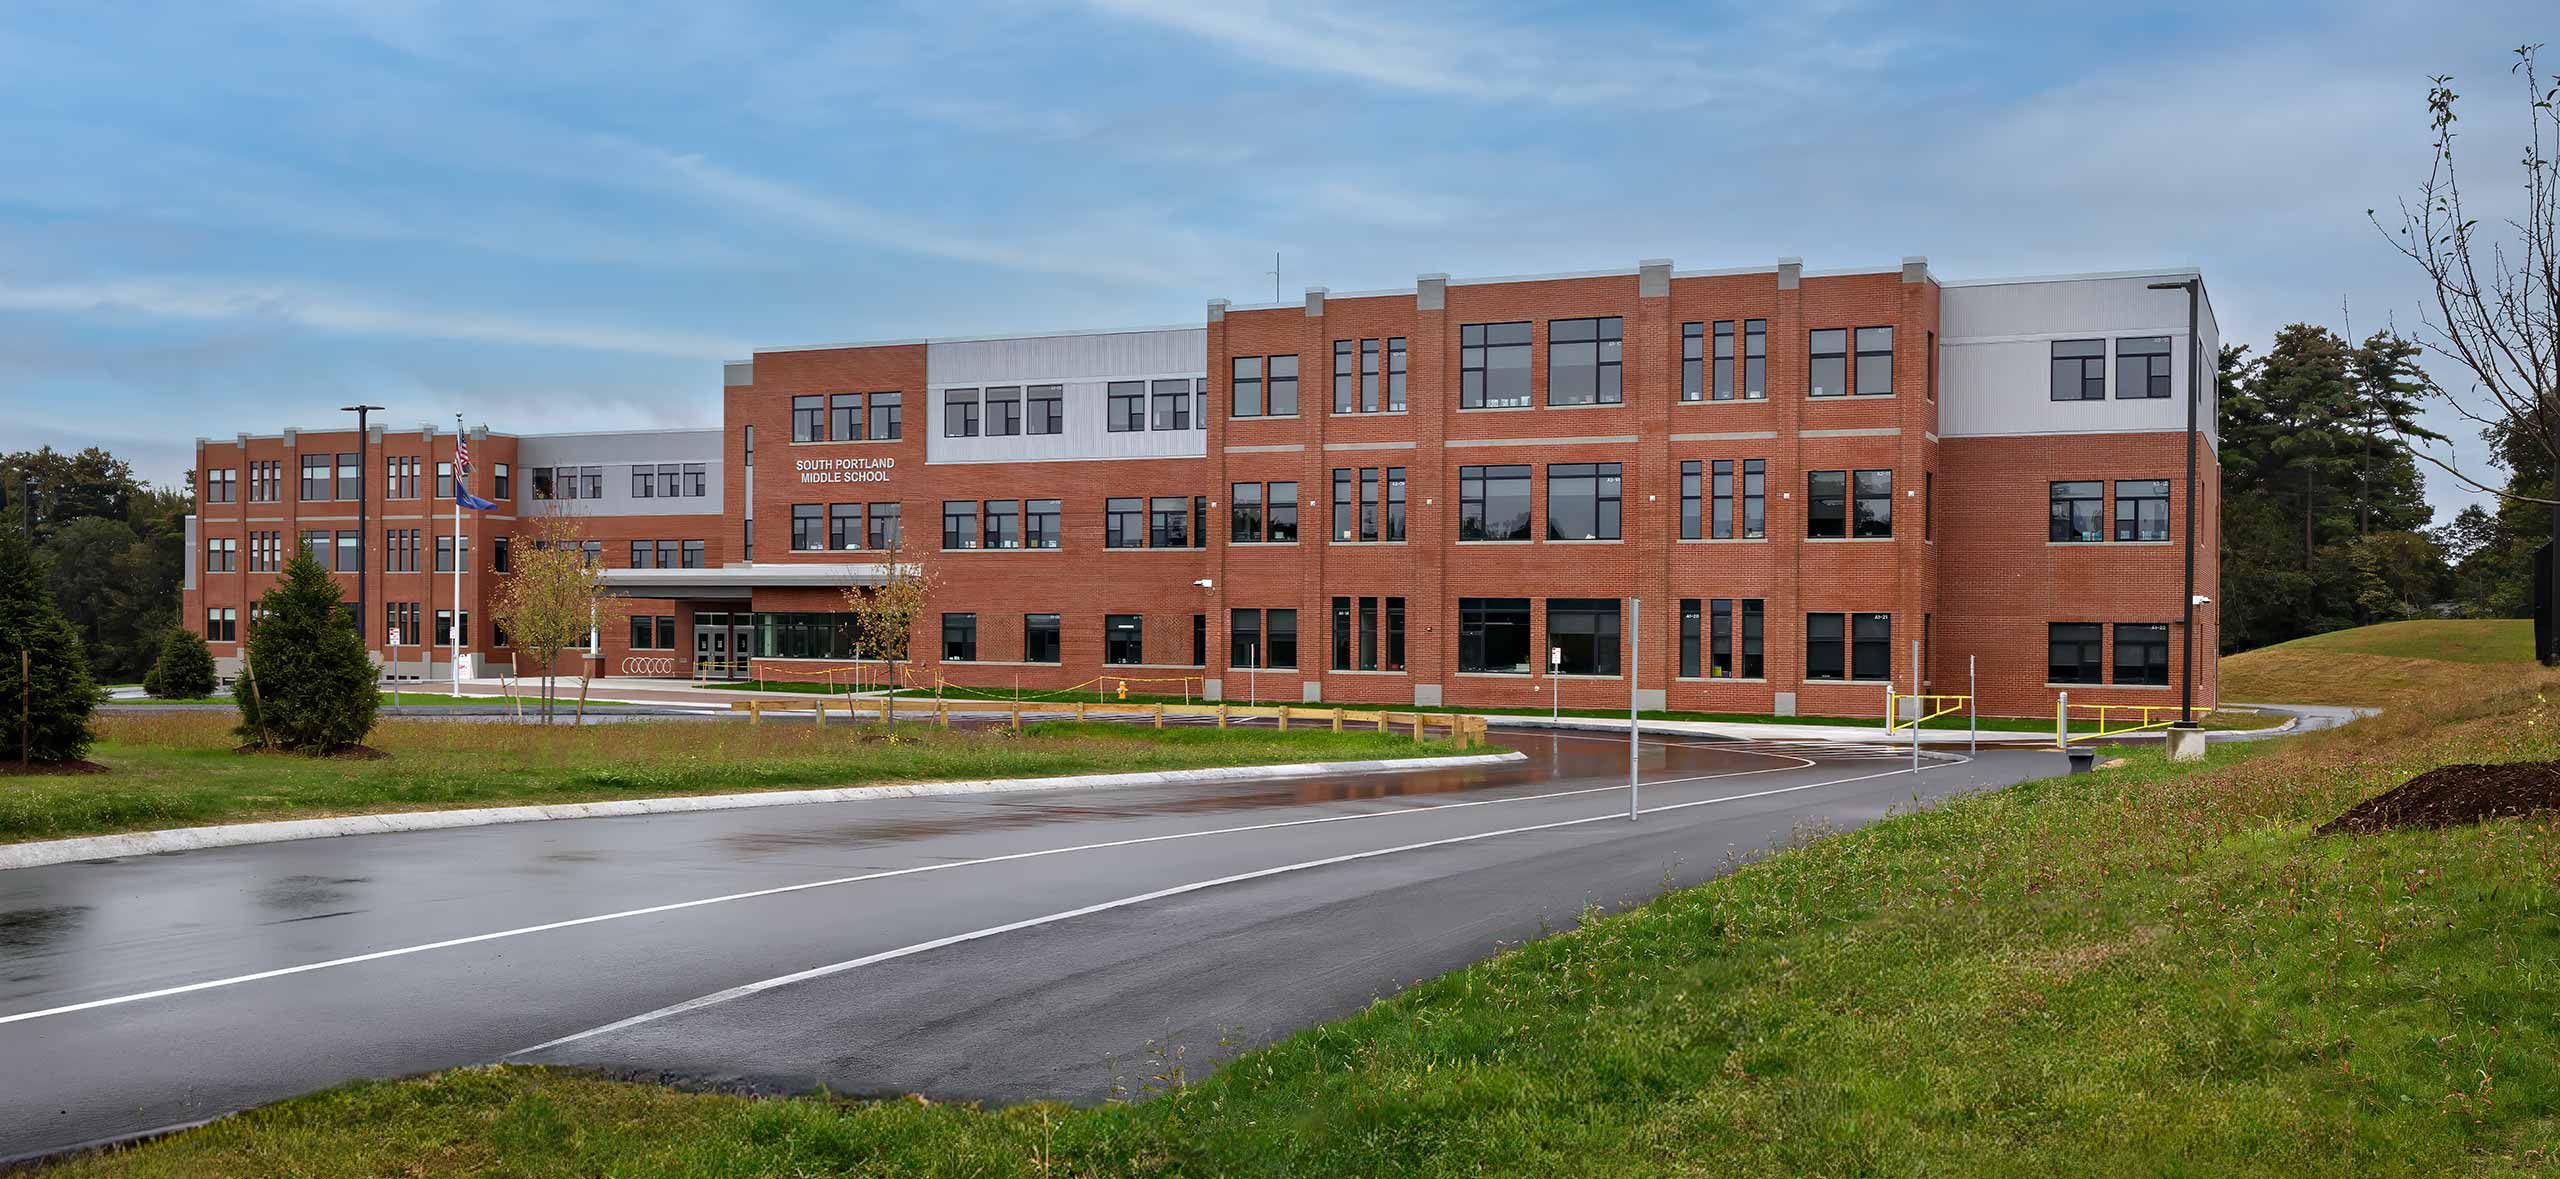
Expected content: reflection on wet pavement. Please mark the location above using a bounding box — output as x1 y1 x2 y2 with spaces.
0 905 88 953
255 876 370 911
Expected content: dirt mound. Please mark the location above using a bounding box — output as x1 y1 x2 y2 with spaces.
2317 761 2560 835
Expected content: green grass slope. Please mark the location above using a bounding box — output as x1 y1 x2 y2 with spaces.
2221 618 2535 709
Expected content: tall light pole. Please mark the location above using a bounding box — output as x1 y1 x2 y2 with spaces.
342 404 383 653
2146 279 2202 729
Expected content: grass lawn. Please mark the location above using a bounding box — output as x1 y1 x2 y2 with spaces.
0 714 1467 844
104 693 593 709
2222 618 2536 710
40 657 2560 1174
724 679 2076 733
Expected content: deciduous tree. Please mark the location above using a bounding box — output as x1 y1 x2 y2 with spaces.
488 516 605 723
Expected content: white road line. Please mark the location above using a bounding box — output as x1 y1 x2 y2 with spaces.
0 735 1838 1028
515 758 1954 1056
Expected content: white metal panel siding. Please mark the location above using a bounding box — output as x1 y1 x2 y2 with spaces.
928 381 1207 464
926 329 1206 385
184 514 198 590
1939 276 2209 444
512 429 726 517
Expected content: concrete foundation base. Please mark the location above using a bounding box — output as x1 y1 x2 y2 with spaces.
2165 725 2207 762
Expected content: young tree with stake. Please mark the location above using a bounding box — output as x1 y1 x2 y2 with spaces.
488 515 605 724
842 537 939 722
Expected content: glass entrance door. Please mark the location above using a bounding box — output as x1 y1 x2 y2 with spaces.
693 611 747 680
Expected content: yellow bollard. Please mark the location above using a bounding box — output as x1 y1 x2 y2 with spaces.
1075 701 1087 721
1153 703 1164 729
1331 708 1344 732
1276 705 1289 732
1010 704 1021 731
1216 704 1229 729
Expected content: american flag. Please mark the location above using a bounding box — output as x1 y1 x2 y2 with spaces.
454 432 470 472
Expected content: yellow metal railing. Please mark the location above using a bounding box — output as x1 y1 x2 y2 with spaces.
2055 695 2211 748
1883 692 1972 734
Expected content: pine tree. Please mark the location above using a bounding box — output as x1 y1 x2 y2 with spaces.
143 626 217 700
235 549 379 752
0 521 96 766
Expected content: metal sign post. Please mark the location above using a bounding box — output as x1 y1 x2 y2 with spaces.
388 627 402 708
1549 646 1561 722
1968 654 1977 756
1627 599 1640 822
1910 638 1921 774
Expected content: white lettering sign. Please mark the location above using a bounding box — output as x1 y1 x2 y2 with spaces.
795 456 897 484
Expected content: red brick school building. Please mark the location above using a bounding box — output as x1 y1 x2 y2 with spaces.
182 257 2221 718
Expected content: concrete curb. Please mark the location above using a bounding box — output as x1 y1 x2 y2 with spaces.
0 750 1529 872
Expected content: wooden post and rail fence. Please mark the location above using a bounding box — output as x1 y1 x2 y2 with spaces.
727 696 1489 748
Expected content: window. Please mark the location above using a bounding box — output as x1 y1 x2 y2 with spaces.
1740 459 1765 538
1924 472 1934 542
434 609 469 647
205 466 237 503
300 455 330 500
793 395 825 441
1333 340 1356 413
495 463 512 499
1716 321 1740 400
1548 599 1622 675
1743 319 1767 398
1808 471 1847 538
1104 614 1143 665
1027 385 1064 435
1387 338 1407 410
1713 599 1764 678
386 603 419 648
1267 608 1297 668
206 536 236 572
1807 612 1891 681
1267 354 1298 416
1809 329 1848 397
2115 623 2171 685
1714 460 1737 539
493 536 510 573
1459 598 1532 673
829 503 862 550
792 503 823 551
2115 480 2171 541
1359 339 1381 412
531 467 554 500
1107 381 1146 432
1149 496 1190 548
333 453 360 501
1332 598 1353 671
1680 601 1702 677
830 393 862 441
2049 623 2103 683
245 460 274 503
1195 379 1209 429
1460 321 1532 408
1332 469 1355 542
629 540 652 568
1231 482 1264 543
1853 470 1893 538
1358 469 1379 541
2051 339 2106 401
942 500 979 550
681 540 703 568
579 466 601 498
984 499 1020 549
682 463 705 497
1232 356 1264 418
1192 613 1206 666
1681 461 1702 539
942 613 977 662
1680 322 1704 401
1151 379 1190 430
1023 614 1061 664
1385 467 1406 541
1546 463 1622 541
2117 337 2172 399
434 534 469 573
1026 499 1060 549
867 502 900 550
1230 608 1263 668
1548 317 1623 406
633 466 655 498
868 393 902 440
207 607 237 643
1267 482 1298 542
945 389 981 438
1855 327 1894 395
1105 497 1144 549
986 387 1023 437
1459 464 1533 541
2050 481 2105 543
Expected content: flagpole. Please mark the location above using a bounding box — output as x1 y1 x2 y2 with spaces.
451 415 463 698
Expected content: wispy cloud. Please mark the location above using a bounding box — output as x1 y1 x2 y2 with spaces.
0 277 745 359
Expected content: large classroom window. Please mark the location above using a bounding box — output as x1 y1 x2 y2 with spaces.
1023 614 1061 664
2051 340 2106 401
942 613 977 662
792 395 825 441
1547 317 1622 405
1807 612 1892 681
1808 471 1848 538
1104 615 1144 665
2115 623 2171 685
1459 464 1533 541
1460 322 1532 408
1545 462 1622 541
1855 327 1894 395
2049 623 2104 683
1547 599 1622 676
941 501 979 550
1808 329 1848 397
1106 382 1146 432
1104 498 1144 549
2051 481 2105 542
791 503 823 551
2117 337 2172 399
1853 469 1893 538
2116 479 2172 541
1458 598 1533 674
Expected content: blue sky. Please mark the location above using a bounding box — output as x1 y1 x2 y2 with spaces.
0 0 2547 520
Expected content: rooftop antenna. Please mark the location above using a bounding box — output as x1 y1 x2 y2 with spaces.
1269 252 1280 304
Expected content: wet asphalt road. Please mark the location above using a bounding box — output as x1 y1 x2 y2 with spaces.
0 729 2075 1163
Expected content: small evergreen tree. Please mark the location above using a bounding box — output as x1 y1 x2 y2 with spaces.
143 626 217 700
236 549 379 752
0 522 96 765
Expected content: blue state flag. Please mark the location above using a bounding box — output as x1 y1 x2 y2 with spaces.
454 485 499 511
